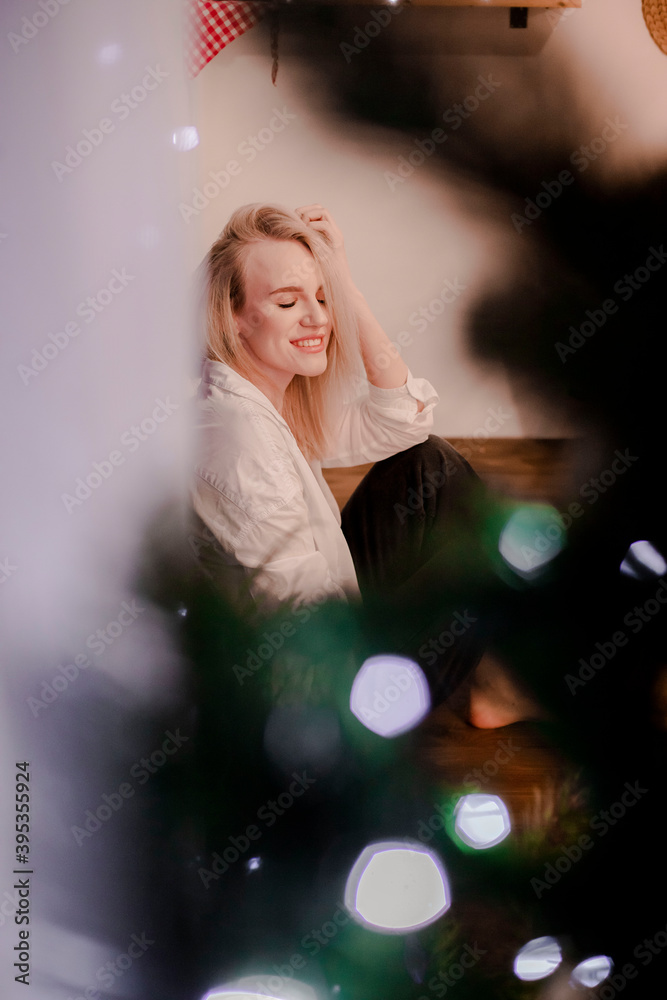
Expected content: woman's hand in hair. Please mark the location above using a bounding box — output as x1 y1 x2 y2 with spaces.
296 206 414 396
295 204 348 268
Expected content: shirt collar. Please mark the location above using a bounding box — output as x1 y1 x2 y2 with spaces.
200 358 288 426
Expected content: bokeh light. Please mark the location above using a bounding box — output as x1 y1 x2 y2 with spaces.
571 955 613 988
620 539 667 579
499 503 566 577
344 840 451 933
202 976 318 1000
513 936 562 981
454 793 511 849
349 654 431 737
172 125 200 151
97 43 122 65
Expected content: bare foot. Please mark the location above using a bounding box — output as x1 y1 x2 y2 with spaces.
465 651 547 729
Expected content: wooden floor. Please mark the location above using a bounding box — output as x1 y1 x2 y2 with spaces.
323 437 573 510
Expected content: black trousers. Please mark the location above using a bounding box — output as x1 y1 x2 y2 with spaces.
340 435 489 705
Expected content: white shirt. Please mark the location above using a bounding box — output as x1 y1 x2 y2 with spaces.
190 359 439 610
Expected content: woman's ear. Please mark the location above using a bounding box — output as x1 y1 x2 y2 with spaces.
233 311 246 341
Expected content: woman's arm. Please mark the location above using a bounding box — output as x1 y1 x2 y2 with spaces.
320 374 439 467
295 204 424 410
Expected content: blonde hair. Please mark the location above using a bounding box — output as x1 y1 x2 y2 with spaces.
202 203 361 460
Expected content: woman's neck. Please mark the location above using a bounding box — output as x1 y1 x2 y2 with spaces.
229 362 288 414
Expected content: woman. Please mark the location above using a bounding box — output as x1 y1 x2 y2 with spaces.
191 202 442 605
190 203 538 727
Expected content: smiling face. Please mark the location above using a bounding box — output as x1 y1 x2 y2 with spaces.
234 238 332 408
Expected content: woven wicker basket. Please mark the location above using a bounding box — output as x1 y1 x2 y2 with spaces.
643 0 667 54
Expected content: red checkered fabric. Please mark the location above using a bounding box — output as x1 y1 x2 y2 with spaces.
184 1 265 78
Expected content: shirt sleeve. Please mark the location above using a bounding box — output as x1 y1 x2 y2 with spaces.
191 474 349 613
321 369 439 468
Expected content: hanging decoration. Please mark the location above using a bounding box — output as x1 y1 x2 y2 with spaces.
185 0 265 77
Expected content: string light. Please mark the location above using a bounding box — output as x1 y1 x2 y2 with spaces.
454 794 511 849
344 840 450 933
513 936 562 982
349 654 430 737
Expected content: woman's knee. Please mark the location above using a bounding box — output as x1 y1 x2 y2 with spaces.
375 435 477 484
342 435 479 528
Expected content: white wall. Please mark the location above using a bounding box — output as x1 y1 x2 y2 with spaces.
187 0 667 438
1 2 194 996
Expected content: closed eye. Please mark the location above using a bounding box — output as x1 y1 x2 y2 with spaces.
278 299 326 308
